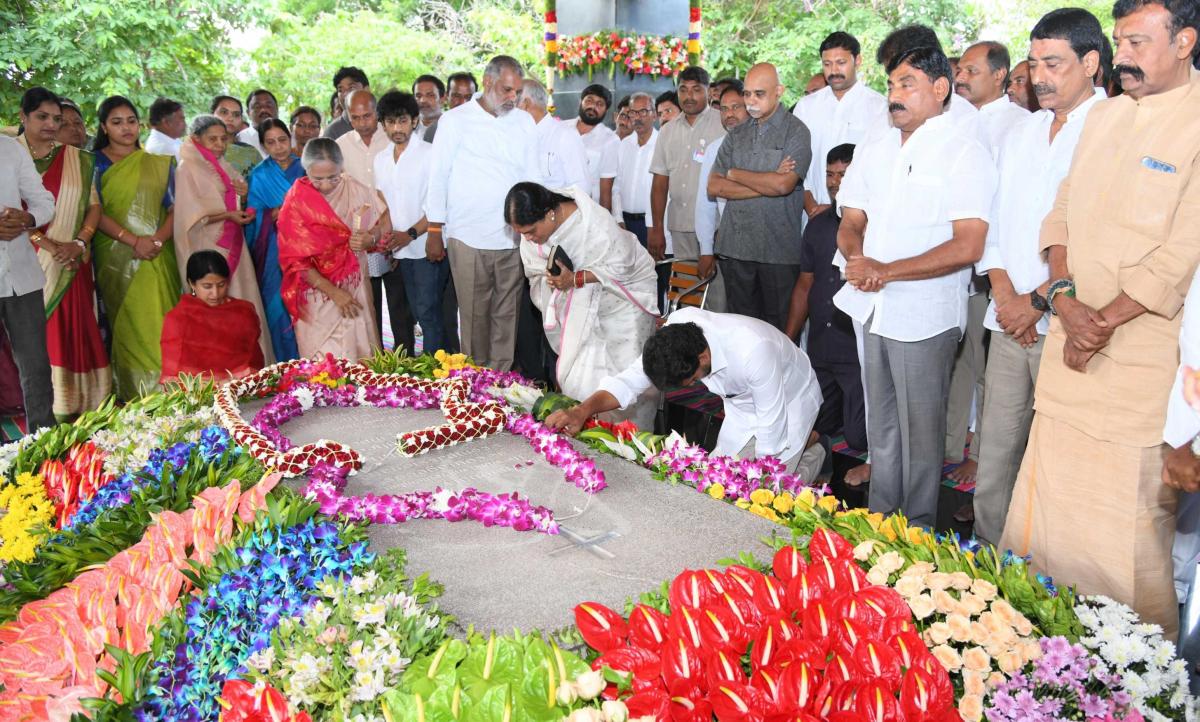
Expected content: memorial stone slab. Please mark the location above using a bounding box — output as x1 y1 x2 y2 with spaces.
245 401 779 633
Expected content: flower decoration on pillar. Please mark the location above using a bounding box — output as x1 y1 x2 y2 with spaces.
545 3 702 80
688 0 702 64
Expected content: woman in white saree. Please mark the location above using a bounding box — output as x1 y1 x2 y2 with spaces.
505 182 660 427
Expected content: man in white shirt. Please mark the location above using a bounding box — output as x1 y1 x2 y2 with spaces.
793 32 888 218
834 46 997 528
611 92 669 311
413 75 445 142
519 79 590 194
574 84 621 212
337 89 411 352
426 55 540 371
0 135 57 431
955 42 1030 157
145 97 185 161
970 9 1107 545
694 84 749 283
545 307 826 482
238 89 279 158
375 91 448 355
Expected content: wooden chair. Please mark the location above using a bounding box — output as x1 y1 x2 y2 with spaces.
661 259 714 316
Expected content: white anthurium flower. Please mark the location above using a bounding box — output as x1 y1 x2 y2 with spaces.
600 438 638 461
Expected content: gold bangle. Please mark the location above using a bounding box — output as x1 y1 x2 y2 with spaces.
80 224 96 236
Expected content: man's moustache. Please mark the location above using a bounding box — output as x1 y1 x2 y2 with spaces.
1033 83 1055 96
1114 64 1144 81
888 103 906 112
827 75 845 82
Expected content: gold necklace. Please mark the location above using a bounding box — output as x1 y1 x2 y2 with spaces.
29 141 57 161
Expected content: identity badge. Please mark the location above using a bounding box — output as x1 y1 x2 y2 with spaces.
1142 156 1177 174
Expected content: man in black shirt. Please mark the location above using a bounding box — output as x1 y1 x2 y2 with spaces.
784 143 867 467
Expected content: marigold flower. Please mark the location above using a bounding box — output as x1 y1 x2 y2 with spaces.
749 488 775 506
772 492 794 514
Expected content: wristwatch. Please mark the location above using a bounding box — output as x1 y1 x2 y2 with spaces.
406 226 419 240
1030 288 1049 312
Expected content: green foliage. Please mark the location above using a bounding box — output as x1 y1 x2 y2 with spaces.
0 0 265 125
385 631 592 722
7 397 118 479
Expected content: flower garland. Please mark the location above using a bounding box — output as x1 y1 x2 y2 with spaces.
303 462 560 534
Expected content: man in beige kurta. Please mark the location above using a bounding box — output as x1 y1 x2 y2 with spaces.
1001 3 1200 638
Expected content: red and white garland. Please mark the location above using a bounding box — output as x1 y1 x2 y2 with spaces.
214 359 507 477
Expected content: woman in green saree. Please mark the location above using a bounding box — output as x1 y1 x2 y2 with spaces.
92 95 181 400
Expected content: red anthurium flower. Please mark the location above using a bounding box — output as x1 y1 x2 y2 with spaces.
833 617 869 654
772 546 807 583
823 650 862 688
670 605 705 649
855 681 904 722
765 615 803 645
811 677 838 718
575 602 630 653
827 681 861 714
912 652 955 704
707 682 770 722
808 528 855 564
218 679 311 722
826 712 865 722
888 629 925 670
842 560 869 593
718 591 765 641
670 569 714 610
723 564 764 600
700 605 745 651
626 689 671 720
629 604 670 652
749 667 782 705
786 568 821 613
668 682 714 722
593 646 662 682
800 598 837 642
837 595 885 629
780 637 826 670
884 616 917 639
752 574 788 617
900 665 953 720
777 660 821 712
810 557 850 596
854 638 903 691
662 636 705 688
705 646 749 688
701 568 729 596
750 621 785 671
855 586 913 622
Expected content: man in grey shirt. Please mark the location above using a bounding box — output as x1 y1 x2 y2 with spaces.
708 62 812 331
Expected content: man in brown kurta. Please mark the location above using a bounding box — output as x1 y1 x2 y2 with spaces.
1001 0 1200 638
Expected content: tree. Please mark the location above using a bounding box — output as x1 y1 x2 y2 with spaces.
0 0 262 125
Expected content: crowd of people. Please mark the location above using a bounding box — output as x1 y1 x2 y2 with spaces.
1 0 1199 655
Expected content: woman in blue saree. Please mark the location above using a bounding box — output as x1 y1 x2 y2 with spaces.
246 119 303 360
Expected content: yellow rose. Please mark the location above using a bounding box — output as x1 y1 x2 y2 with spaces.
962 647 991 673
750 489 775 506
930 644 963 672
707 483 726 500
905 525 927 544
433 368 448 378
735 500 751 510
958 693 984 722
772 493 794 514
435 349 448 361
795 489 816 512
816 494 840 513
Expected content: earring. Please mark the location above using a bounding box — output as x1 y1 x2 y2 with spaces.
549 211 556 222
190 289 196 296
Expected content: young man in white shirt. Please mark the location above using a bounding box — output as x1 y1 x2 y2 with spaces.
0 135 57 430
145 97 185 161
546 308 826 482
374 91 448 355
611 92 669 311
337 89 413 353
519 79 590 194
834 45 997 528
238 89 279 158
574 84 621 212
970 8 1106 545
426 55 540 372
793 31 888 219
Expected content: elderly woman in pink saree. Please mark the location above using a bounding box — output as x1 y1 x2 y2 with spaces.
507 182 660 427
173 115 274 364
276 138 389 360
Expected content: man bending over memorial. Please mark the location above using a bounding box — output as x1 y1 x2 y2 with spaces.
546 307 826 482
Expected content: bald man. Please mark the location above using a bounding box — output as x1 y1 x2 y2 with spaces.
707 63 812 331
337 88 415 351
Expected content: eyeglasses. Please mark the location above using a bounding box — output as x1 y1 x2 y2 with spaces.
628 109 654 117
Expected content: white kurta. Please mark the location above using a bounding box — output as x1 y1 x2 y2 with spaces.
520 186 660 425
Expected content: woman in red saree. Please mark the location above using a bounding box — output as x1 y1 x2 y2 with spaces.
160 250 264 383
276 138 390 360
16 87 111 419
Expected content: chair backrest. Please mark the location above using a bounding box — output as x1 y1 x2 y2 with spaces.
664 260 712 315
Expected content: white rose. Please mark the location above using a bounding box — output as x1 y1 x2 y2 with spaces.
601 700 629 722
575 670 606 701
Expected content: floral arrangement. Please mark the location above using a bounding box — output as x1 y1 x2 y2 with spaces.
1074 595 1197 721
570 529 961 720
555 31 691 79
217 679 312 722
87 387 218 477
861 548 1043 720
137 518 374 721
0 475 279 721
984 636 1141 721
303 462 560 533
0 471 53 563
244 550 447 719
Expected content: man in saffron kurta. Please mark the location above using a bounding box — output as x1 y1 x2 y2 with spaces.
1001 1 1200 638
